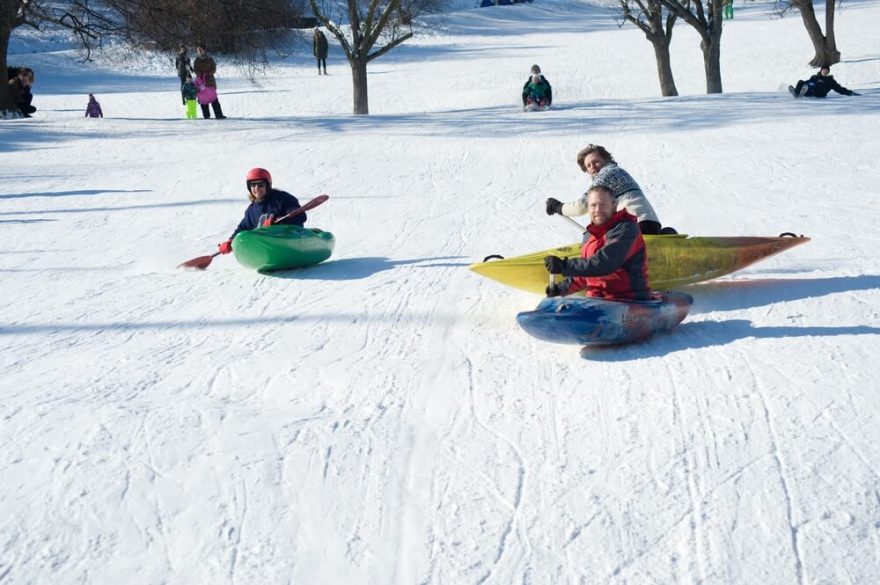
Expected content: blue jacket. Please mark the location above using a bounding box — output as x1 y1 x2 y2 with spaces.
230 188 306 240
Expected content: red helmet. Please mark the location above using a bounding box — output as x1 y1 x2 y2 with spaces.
245 167 272 189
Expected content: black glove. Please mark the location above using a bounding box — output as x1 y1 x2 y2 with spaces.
544 255 567 274
545 198 563 216
545 282 567 297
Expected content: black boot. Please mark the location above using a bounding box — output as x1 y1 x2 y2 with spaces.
212 100 226 119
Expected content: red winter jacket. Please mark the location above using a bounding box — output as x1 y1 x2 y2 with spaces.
559 209 651 300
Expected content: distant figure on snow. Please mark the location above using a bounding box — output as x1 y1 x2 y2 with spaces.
522 64 551 108
545 143 674 236
217 168 308 256
192 43 226 119
175 45 193 105
544 185 651 301
313 27 329 75
788 66 859 98
181 74 198 119
722 0 734 19
84 93 103 118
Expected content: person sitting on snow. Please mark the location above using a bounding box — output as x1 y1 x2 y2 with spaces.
522 64 552 108
217 168 307 255
543 185 651 301
545 143 673 236
9 67 36 117
523 72 552 109
789 66 860 98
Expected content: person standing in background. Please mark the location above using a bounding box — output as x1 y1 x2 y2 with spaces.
313 27 329 75
192 43 227 119
175 45 193 106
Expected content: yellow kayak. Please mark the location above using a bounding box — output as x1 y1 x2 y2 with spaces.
470 234 810 294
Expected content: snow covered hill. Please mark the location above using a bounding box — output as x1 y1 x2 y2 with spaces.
2 0 879 583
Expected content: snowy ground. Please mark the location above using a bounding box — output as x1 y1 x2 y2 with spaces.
2 0 880 583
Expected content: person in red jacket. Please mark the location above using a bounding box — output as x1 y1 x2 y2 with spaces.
543 185 650 300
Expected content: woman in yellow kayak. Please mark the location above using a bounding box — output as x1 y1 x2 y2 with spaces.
545 144 675 235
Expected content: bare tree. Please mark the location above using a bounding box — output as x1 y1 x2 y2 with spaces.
657 0 724 93
308 0 446 114
2 0 302 116
616 0 679 96
781 0 840 66
3 0 118 115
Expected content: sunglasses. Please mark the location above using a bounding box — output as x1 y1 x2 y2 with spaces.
247 180 268 189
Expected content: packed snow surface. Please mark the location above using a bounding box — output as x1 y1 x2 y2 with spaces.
2 0 880 583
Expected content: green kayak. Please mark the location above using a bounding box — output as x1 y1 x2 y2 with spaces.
232 225 335 272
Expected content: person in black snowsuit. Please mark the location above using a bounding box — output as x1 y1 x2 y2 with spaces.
789 66 860 98
217 168 307 255
175 45 193 105
522 64 552 107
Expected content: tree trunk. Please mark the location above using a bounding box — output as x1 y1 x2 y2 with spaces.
701 35 722 93
651 40 678 97
796 0 840 67
351 57 369 115
0 7 18 115
823 0 840 65
657 0 724 94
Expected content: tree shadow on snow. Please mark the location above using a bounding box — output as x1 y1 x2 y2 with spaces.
0 188 149 200
0 198 241 217
0 218 57 224
266 255 470 280
279 88 880 139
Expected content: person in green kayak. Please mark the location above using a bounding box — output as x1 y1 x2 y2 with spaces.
217 168 307 255
543 185 650 300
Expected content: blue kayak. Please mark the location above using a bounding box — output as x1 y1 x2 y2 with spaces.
516 291 693 346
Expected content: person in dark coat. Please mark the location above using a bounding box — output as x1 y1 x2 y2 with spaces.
313 27 329 75
192 43 226 119
217 168 307 255
9 68 36 117
789 66 860 98
522 64 551 107
175 45 193 105
543 186 651 301
84 93 103 118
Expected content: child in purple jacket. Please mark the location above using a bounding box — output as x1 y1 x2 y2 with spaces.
85 93 103 118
